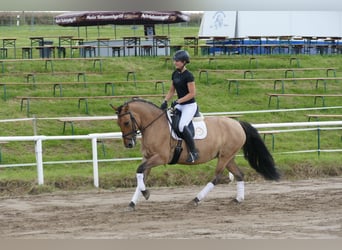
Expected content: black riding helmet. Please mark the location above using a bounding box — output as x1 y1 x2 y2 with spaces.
173 50 190 64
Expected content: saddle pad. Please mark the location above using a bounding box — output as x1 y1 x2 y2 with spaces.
167 111 207 140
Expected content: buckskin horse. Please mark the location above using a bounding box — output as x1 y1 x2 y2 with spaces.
112 98 280 211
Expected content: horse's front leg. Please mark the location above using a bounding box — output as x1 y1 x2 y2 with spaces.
127 155 165 211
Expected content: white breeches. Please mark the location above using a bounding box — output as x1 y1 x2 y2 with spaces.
175 102 198 132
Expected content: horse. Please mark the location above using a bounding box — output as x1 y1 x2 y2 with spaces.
111 98 280 211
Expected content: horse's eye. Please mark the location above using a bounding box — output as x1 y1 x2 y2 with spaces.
124 121 130 126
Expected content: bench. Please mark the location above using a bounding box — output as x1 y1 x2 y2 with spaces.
162 56 260 69
258 131 280 151
16 94 167 116
0 79 167 100
267 93 342 109
23 72 88 84
226 76 342 95
0 58 104 74
70 45 97 58
51 79 166 96
306 114 342 121
199 67 337 85
21 47 33 59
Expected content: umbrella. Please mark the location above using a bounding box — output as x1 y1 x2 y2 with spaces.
55 11 190 38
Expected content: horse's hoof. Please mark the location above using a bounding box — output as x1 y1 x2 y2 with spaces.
230 198 242 204
123 206 135 212
142 189 150 200
123 201 136 212
187 198 199 208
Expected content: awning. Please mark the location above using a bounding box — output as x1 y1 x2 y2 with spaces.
55 11 190 27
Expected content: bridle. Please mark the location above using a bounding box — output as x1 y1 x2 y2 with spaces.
117 111 140 142
117 108 165 142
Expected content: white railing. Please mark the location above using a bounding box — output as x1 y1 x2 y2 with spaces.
0 121 341 188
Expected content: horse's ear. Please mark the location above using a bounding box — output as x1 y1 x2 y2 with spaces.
110 104 117 111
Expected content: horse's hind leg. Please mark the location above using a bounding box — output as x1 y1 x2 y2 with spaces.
190 157 230 207
226 159 245 203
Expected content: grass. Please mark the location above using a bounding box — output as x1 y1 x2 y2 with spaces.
0 24 341 195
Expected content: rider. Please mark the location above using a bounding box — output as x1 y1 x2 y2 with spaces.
160 50 199 163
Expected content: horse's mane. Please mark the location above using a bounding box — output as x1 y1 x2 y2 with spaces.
116 98 161 114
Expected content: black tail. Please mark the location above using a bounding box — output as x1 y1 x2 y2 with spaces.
239 121 280 181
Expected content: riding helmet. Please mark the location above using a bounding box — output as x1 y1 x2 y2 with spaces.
173 50 190 64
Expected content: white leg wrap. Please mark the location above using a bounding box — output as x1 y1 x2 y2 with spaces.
136 173 146 191
131 186 142 205
196 182 215 201
228 172 234 182
236 181 245 202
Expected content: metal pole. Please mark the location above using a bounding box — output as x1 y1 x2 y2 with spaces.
114 25 117 39
92 137 99 188
32 115 37 135
317 127 321 156
35 138 44 185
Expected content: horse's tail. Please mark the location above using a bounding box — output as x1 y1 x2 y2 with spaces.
239 121 280 181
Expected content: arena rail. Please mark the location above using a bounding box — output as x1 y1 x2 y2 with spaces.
0 121 341 188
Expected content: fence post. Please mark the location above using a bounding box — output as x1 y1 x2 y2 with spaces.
317 126 321 156
92 137 99 188
35 138 44 185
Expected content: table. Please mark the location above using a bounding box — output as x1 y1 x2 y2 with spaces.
278 36 293 54
57 36 73 58
184 36 199 56
211 36 228 55
247 36 262 54
29 36 44 47
96 38 110 57
153 36 169 56
70 38 85 58
2 38 17 58
327 37 342 54
302 36 317 54
123 36 141 56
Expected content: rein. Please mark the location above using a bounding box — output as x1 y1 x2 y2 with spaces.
118 109 165 139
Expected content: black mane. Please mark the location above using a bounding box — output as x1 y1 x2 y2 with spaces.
116 98 161 114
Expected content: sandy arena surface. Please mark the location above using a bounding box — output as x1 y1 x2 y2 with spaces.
0 177 341 239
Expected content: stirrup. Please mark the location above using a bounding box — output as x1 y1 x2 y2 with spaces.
186 151 199 163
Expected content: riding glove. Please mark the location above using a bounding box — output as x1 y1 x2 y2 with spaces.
171 100 178 108
160 100 168 110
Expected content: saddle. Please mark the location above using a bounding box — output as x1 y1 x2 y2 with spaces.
167 108 207 140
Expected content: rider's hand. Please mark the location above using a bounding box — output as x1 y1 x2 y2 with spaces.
171 100 178 108
160 100 168 110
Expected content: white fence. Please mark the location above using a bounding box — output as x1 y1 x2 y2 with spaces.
0 120 341 187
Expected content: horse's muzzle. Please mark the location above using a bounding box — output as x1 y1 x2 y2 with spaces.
125 138 136 148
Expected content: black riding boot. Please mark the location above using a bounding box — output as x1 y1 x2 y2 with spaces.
182 126 199 163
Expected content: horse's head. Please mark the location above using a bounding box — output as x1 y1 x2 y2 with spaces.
111 103 139 148
111 98 164 148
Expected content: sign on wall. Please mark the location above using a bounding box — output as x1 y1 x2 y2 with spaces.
198 11 237 37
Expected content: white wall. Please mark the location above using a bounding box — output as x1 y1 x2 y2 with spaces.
199 11 342 38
